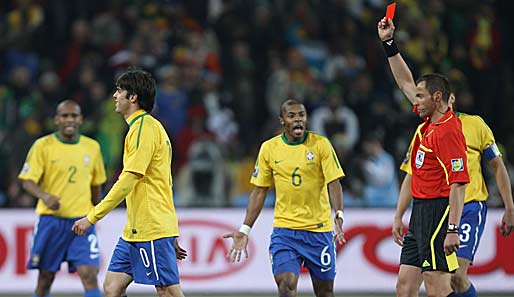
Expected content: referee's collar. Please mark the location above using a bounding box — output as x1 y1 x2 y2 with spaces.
432 109 454 126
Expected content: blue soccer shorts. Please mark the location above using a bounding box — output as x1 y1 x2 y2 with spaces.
108 237 180 286
28 215 100 272
457 201 487 263
269 228 337 281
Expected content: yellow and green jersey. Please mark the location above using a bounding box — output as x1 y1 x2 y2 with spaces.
401 113 501 202
120 109 179 241
251 131 345 232
18 133 106 218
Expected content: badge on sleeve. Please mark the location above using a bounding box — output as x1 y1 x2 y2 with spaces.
451 158 464 172
21 163 30 174
252 166 259 177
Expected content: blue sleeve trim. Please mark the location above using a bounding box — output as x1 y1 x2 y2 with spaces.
483 143 501 161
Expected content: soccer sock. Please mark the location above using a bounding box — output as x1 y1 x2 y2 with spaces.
33 294 51 297
446 293 458 297
84 288 101 297
458 283 477 297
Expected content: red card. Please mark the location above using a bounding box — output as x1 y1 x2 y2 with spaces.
386 3 396 20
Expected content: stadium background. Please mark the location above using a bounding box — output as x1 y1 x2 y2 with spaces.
0 0 513 295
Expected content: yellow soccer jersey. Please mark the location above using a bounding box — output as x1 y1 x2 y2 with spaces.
401 113 500 203
251 131 345 232
121 110 178 241
18 133 106 218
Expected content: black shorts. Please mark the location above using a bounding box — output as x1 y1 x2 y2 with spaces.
400 197 458 272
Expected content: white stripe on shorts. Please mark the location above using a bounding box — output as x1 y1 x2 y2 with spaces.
150 240 159 281
471 202 484 255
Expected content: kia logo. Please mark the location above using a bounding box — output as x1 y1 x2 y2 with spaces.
178 219 255 280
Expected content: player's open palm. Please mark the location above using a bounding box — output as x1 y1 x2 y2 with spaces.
377 17 395 41
223 231 248 262
43 193 61 210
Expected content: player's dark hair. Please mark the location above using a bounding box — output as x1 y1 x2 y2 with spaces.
116 68 156 112
416 73 451 103
56 99 82 115
279 99 304 117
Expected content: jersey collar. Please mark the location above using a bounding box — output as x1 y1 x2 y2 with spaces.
433 109 454 126
281 131 308 145
53 131 80 144
126 109 148 127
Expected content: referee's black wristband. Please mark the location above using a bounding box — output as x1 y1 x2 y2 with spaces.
382 38 399 57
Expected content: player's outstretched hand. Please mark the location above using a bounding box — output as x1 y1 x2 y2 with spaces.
333 216 346 245
175 239 187 260
377 17 395 41
392 217 405 246
501 209 514 237
222 231 249 262
42 193 61 210
71 217 93 236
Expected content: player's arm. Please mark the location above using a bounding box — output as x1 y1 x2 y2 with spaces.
72 171 141 235
377 18 417 104
393 173 412 246
327 178 346 244
242 186 269 228
223 185 268 262
20 179 60 210
488 156 514 236
90 185 102 206
87 171 141 223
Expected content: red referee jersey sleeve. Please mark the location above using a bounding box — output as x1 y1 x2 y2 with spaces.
435 126 470 185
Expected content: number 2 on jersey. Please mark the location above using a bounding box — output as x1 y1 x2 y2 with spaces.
68 166 77 183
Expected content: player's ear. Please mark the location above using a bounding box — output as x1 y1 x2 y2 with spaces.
129 93 138 103
278 117 284 125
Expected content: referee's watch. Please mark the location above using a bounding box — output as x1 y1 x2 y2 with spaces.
447 224 459 233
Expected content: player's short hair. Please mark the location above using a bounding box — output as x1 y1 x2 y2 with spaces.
416 73 451 103
56 99 81 115
279 99 304 117
116 68 156 112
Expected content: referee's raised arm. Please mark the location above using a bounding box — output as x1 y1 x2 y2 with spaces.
377 17 417 105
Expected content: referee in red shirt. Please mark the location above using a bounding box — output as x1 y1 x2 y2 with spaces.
378 18 470 297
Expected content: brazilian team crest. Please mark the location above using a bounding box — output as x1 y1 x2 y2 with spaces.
306 151 315 161
31 254 40 266
83 155 91 165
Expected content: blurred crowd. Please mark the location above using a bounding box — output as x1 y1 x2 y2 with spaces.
1 0 513 208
